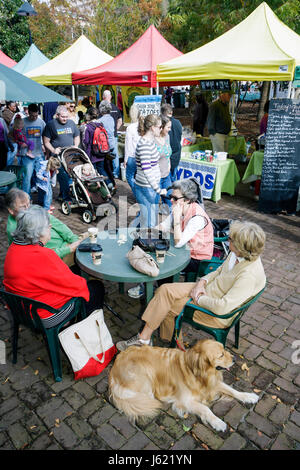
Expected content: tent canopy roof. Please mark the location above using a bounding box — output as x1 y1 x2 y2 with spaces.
26 35 113 85
0 50 17 68
72 25 182 87
13 44 49 74
157 2 300 83
0 63 71 102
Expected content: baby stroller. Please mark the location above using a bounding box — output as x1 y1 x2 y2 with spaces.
59 147 117 224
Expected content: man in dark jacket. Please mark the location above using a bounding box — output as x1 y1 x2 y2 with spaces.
161 103 182 182
206 92 232 153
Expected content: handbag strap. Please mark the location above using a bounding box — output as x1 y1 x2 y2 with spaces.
74 318 105 364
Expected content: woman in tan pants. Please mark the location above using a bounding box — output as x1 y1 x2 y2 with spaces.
117 220 266 351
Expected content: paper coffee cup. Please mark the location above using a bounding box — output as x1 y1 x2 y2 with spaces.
156 243 166 264
91 245 103 265
88 227 98 244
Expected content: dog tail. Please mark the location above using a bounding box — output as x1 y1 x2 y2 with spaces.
110 390 162 421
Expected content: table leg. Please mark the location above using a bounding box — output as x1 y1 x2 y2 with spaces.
145 282 154 304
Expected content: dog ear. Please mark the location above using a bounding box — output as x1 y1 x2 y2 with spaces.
186 344 209 377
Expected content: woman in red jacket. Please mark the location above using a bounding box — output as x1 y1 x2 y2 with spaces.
4 205 104 328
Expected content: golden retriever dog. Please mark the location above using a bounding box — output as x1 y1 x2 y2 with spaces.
109 339 259 432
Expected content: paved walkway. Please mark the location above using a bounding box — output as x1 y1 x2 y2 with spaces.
0 175 299 451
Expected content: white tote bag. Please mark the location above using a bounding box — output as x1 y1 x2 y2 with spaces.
58 309 117 380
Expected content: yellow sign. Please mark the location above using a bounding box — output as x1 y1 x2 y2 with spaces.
121 86 150 123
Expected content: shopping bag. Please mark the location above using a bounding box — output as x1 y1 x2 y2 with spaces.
58 309 117 380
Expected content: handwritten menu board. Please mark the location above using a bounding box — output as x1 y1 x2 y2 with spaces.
259 99 300 214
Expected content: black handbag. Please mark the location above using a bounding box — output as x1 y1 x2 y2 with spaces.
132 229 170 253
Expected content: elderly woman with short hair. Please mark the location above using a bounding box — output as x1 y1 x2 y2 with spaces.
117 220 266 351
159 177 214 275
4 205 104 328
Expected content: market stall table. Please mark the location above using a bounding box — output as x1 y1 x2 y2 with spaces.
178 152 240 202
0 171 17 192
242 151 264 184
76 228 191 305
184 136 247 159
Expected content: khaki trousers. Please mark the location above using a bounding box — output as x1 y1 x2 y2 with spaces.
141 283 225 342
209 133 229 153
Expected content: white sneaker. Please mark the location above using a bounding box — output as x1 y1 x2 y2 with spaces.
127 284 145 299
116 334 153 352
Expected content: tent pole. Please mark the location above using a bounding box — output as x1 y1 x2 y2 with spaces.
287 81 292 98
72 85 75 101
156 82 159 95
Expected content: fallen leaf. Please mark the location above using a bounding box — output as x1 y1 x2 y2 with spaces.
51 394 56 397
49 432 53 437
271 395 277 400
191 432 200 442
183 413 189 419
276 386 281 391
254 389 261 393
183 425 191 432
55 418 60 424
277 398 282 403
22 365 29 370
241 363 250 376
257 431 262 436
30 425 37 430
201 443 209 450
34 370 39 375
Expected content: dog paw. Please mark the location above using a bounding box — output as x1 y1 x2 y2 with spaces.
208 416 227 432
240 392 259 404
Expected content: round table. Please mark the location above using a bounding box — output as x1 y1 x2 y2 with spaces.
0 171 17 190
76 227 191 305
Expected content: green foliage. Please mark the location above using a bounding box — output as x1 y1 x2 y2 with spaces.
0 0 31 61
166 0 300 52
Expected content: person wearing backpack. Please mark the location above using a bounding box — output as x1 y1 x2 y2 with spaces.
83 106 116 193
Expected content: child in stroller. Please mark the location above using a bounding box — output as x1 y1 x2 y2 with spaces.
59 147 117 224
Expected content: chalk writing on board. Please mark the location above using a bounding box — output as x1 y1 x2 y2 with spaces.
259 99 300 214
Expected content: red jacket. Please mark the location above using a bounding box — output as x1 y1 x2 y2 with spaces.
4 243 90 319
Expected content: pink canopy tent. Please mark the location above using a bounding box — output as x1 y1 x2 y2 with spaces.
72 25 182 87
0 49 17 68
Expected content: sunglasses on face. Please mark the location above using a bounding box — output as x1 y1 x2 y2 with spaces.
170 195 185 201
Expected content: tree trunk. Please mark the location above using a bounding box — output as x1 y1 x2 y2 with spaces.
258 81 270 121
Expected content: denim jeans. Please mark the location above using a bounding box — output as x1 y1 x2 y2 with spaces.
135 183 159 228
111 137 119 178
38 184 52 210
6 142 17 166
170 167 178 182
160 174 172 209
126 157 136 199
57 166 72 201
20 155 44 196
94 160 115 187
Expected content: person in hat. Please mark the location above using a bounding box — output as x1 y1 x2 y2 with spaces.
206 91 232 153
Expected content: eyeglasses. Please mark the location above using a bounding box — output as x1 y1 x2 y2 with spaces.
170 195 185 201
69 105 75 108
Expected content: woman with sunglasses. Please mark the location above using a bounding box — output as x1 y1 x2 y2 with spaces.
66 102 79 124
159 178 214 277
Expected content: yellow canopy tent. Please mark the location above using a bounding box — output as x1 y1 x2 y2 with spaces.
157 2 300 83
26 35 113 85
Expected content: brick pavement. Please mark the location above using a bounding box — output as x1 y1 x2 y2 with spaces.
0 176 299 451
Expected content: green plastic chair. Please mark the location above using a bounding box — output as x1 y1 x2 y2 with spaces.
185 236 229 282
170 287 265 349
4 165 26 189
0 289 87 382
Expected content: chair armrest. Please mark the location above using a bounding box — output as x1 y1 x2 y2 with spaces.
185 299 237 319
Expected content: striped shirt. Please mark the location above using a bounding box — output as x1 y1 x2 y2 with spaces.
135 137 161 193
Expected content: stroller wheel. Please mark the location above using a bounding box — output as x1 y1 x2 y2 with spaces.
61 201 71 215
82 210 93 224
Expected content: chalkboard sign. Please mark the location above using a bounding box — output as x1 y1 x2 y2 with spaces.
199 80 231 91
259 99 300 214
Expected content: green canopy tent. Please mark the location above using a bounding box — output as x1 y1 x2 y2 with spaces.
0 63 70 102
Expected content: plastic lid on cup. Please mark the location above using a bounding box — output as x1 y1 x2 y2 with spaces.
91 244 103 252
